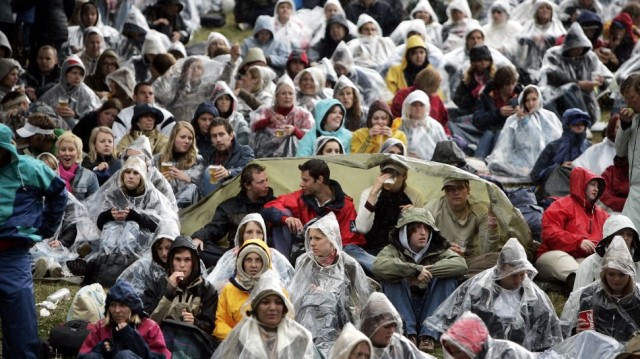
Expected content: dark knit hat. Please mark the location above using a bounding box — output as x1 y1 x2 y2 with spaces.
469 45 492 62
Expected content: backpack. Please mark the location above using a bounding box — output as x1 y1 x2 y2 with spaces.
67 283 106 323
48 320 90 357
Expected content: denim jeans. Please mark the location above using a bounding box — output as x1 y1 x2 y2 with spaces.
382 277 458 338
475 129 501 159
343 245 377 275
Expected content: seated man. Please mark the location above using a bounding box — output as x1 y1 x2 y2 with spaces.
145 236 217 334
573 214 640 291
351 159 425 274
373 207 467 353
262 158 363 259
425 178 501 276
199 118 255 196
536 166 609 289
192 164 275 268
359 292 435 358
426 238 563 352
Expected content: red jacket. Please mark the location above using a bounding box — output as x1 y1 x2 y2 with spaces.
600 157 629 212
79 318 171 359
262 180 365 246
391 86 451 135
538 167 610 259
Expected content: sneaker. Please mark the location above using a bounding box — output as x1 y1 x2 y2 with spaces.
237 22 250 31
66 258 87 276
33 258 48 279
418 336 437 353
407 334 418 347
78 243 92 259
49 262 63 278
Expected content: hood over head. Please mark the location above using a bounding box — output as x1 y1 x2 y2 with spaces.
60 55 86 90
380 138 407 155
253 15 275 37
122 6 149 37
275 73 295 101
401 89 431 120
167 235 202 279
334 75 360 96
0 58 21 83
304 211 342 253
411 0 439 23
612 13 635 41
562 22 593 56
274 0 296 17
441 311 490 358
405 19 428 41
569 166 605 209
206 31 230 49
331 41 355 74
106 67 135 100
152 221 179 265
236 239 272 290
314 98 347 133
446 0 473 20
367 100 393 127
247 270 295 322
192 101 219 124
489 0 511 18
294 67 326 96
597 215 640 260
123 136 153 162
142 33 166 56
356 14 382 36
602 236 636 278
396 206 439 230
331 322 373 359
562 108 592 129
314 135 345 155
360 292 403 338
0 123 17 162
577 10 603 43
494 238 537 280
210 81 239 113
120 156 148 186
0 30 11 58
106 279 148 318
233 213 268 248
517 85 544 112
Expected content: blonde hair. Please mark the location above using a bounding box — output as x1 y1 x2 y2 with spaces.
56 131 83 163
87 126 116 163
159 122 198 169
120 167 146 195
104 311 142 327
37 152 59 173
247 67 263 93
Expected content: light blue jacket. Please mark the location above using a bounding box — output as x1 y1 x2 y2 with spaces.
296 99 352 157
240 15 291 70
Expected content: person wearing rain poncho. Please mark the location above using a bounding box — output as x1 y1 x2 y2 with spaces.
38 55 102 128
399 90 447 161
485 84 563 178
213 239 274 341
143 0 191 44
210 81 250 146
573 214 640 291
289 212 374 356
561 236 640 342
206 213 294 293
296 98 352 157
295 67 331 113
573 114 618 176
389 0 442 48
309 0 358 48
538 22 612 122
309 14 355 63
116 104 169 156
351 100 405 154
250 74 314 158
314 136 345 155
385 20 444 75
386 35 432 96
440 0 480 51
440 311 534 359
358 292 435 358
330 41 390 107
116 7 150 59
346 14 396 72
330 322 373 359
273 0 311 51
241 15 291 74
152 122 205 209
118 221 178 298
67 1 120 54
333 75 367 131
373 207 466 353
147 236 217 334
481 1 522 62
212 270 316 359
425 238 563 352
77 279 171 359
515 0 566 83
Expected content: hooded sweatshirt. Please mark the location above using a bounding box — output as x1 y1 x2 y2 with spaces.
351 99 406 153
297 98 351 156
210 81 250 146
241 15 291 71
386 35 430 95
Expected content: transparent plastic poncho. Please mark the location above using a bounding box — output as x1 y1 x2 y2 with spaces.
560 236 640 342
538 330 624 359
205 213 294 293
84 157 179 261
486 85 563 178
288 212 374 357
212 270 317 359
153 55 223 122
426 238 563 351
330 322 372 359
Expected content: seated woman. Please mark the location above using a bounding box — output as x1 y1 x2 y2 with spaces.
0 58 21 101
39 55 102 128
314 136 344 156
84 50 120 99
334 75 367 131
481 1 523 61
250 74 314 158
380 138 407 156
425 238 563 352
190 101 218 161
297 98 351 157
206 213 294 293
373 207 467 353
486 85 562 178
347 14 396 72
81 127 122 186
78 279 171 359
213 239 272 341
289 212 373 357
56 131 99 201
471 66 522 159
600 156 629 213
452 45 496 117
235 65 276 115
272 0 311 51
561 236 640 342
351 100 405 154
330 322 373 359
386 35 431 95
595 12 636 72
73 99 122 152
295 67 330 113
116 104 169 156
399 90 447 160
390 0 442 47
212 270 316 358
211 81 250 146
152 122 205 209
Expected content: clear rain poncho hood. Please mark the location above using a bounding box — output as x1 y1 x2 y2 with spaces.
294 66 331 113
482 0 523 61
330 322 373 359
426 238 563 351
206 213 294 293
289 211 374 356
210 80 251 145
347 14 396 72
486 85 563 178
400 90 447 161
389 0 442 46
212 270 316 359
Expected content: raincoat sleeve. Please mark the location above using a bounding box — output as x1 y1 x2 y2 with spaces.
429 249 469 278
212 285 237 340
615 115 638 157
425 280 471 334
373 245 423 282
529 143 558 184
194 283 218 334
262 193 302 224
541 203 588 257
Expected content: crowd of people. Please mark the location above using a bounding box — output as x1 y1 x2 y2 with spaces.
2 0 640 358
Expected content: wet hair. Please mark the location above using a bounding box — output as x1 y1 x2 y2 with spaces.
240 163 267 191
298 159 330 184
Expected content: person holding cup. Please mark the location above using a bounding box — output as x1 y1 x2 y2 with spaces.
351 99 406 154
